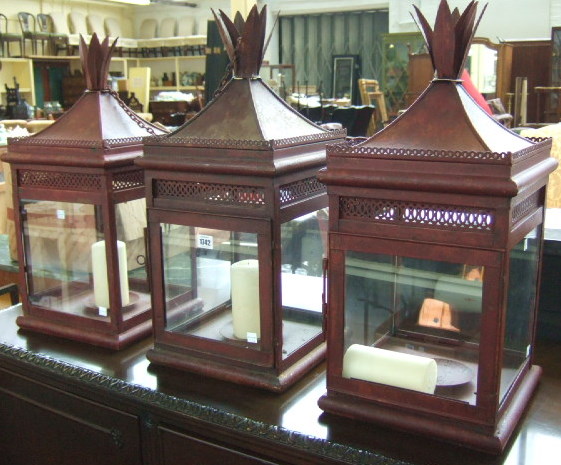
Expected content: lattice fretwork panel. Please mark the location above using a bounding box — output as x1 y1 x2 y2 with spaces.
113 170 144 191
280 177 326 207
154 180 266 207
512 192 540 224
18 170 102 191
340 197 494 231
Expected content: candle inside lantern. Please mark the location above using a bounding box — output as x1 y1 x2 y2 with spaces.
342 344 437 394
91 240 130 309
230 259 260 340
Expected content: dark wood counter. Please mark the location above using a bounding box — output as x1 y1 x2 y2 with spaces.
0 302 560 465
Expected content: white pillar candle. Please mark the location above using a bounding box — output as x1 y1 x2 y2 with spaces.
91 240 130 309
342 344 437 394
230 259 260 340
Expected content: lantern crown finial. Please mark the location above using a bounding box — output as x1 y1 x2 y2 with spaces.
413 0 487 79
212 5 270 78
79 33 118 91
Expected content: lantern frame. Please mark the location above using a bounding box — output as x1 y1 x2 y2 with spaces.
2 35 165 349
317 0 558 453
138 6 345 392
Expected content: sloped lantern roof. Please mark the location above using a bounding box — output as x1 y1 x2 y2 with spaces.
355 1 536 154
145 5 344 152
319 0 555 198
6 34 165 167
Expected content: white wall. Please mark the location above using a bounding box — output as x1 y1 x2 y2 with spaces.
271 0 561 42
266 0 388 15
389 0 554 41
131 0 229 37
2 0 134 35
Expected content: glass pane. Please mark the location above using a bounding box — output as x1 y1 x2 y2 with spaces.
280 209 327 359
22 199 110 320
162 224 261 347
343 251 483 405
500 227 540 403
114 198 151 322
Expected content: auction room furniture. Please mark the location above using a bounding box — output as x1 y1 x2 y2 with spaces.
17 12 50 56
0 13 23 58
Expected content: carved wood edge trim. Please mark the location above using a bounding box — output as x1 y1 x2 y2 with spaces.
0 343 407 465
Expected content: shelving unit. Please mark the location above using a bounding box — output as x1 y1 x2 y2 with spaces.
31 55 137 78
0 54 206 112
137 55 205 95
0 58 35 107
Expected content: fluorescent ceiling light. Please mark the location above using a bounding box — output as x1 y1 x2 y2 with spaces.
105 0 151 5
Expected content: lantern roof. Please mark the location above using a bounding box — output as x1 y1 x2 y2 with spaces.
357 0 531 154
146 5 343 152
6 34 165 166
319 0 555 199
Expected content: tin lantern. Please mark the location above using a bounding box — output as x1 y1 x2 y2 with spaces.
3 35 166 349
317 0 558 453
139 6 345 391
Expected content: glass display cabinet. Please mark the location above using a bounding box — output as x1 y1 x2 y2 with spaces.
139 6 345 392
317 0 558 453
2 35 165 349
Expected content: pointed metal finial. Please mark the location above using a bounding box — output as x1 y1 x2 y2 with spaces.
79 33 118 91
413 0 487 79
212 5 269 78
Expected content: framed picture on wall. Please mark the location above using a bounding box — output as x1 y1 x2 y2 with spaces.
332 55 360 103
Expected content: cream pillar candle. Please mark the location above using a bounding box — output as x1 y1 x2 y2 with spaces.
230 259 260 340
91 240 130 309
342 344 437 394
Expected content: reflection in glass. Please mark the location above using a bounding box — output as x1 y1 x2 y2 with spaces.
500 227 540 403
22 200 107 319
114 198 151 321
280 209 328 359
343 252 483 404
467 43 498 95
162 224 261 347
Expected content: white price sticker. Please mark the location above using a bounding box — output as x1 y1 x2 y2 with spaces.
197 234 213 250
246 332 258 344
98 307 108 317
56 209 66 220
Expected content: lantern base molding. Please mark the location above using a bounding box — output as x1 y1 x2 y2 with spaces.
147 341 326 393
318 365 542 454
16 315 153 351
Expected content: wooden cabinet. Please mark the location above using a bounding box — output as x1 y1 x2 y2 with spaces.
0 300 559 465
406 53 433 107
506 39 552 123
0 368 142 465
157 428 280 465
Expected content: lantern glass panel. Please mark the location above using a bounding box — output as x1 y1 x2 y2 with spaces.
162 223 261 347
280 209 327 359
114 198 151 321
22 199 109 319
500 226 540 403
343 251 483 404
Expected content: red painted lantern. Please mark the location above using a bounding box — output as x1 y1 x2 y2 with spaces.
139 6 345 391
3 35 166 349
317 1 558 453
